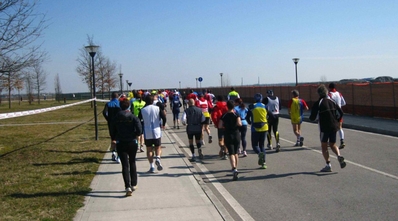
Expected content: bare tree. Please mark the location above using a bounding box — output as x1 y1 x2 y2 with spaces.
25 71 34 104
54 73 62 102
0 0 48 78
2 71 24 108
320 75 327 83
31 63 47 104
76 36 118 98
14 76 24 105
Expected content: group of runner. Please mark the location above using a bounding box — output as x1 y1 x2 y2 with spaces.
103 83 348 194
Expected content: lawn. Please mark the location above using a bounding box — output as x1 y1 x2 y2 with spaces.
0 100 110 221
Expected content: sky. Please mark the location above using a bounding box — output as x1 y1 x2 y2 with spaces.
35 0 398 93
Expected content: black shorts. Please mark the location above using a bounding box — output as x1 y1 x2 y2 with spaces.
320 131 337 143
217 128 225 139
145 138 161 147
187 132 202 140
202 117 210 125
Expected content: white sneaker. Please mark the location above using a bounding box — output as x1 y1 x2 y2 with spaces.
267 144 273 150
126 187 133 196
116 156 121 164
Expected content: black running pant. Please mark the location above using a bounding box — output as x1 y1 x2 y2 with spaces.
117 140 138 188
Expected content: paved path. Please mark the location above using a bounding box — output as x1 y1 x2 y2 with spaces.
74 107 398 221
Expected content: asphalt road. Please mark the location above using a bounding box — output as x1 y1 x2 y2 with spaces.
164 109 398 221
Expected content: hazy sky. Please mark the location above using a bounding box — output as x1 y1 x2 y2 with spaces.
36 0 397 93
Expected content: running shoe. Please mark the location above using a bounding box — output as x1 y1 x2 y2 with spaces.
201 140 205 146
275 143 281 153
320 165 332 172
198 148 204 159
242 151 247 157
173 126 176 129
111 151 117 161
299 137 304 146
132 186 138 191
208 135 213 144
258 152 265 165
232 170 239 181
260 164 267 169
189 156 196 162
148 167 155 173
222 153 228 160
155 159 163 171
339 140 345 149
139 146 145 152
338 156 346 168
116 156 121 164
294 142 300 147
267 144 273 150
177 126 180 129
126 187 133 196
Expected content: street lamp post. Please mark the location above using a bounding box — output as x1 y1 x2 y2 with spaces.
179 81 181 90
220 73 223 87
118 73 123 94
85 44 100 140
196 78 198 88
125 80 129 92
292 58 300 86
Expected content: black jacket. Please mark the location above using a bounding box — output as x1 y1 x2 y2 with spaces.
309 97 343 133
111 110 142 142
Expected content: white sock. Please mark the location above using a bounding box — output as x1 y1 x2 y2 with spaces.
339 129 344 140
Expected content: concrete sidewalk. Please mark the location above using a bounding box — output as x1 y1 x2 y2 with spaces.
73 131 224 221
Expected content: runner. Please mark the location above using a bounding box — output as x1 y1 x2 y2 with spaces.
110 99 142 196
211 95 229 160
247 93 268 169
219 100 242 181
309 84 346 172
288 90 309 146
263 90 281 152
102 92 121 163
138 95 167 173
328 83 347 149
131 92 146 152
195 92 213 145
182 99 206 162
171 92 182 129
227 87 240 101
234 98 248 157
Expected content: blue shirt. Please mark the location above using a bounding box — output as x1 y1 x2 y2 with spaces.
234 106 248 126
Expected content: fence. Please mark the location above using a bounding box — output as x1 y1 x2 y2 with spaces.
195 82 398 119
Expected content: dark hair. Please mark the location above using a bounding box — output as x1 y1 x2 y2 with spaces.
216 95 224 102
145 95 154 105
120 99 130 110
227 100 235 110
292 90 299 97
111 92 118 99
234 98 245 109
329 83 336 89
230 87 235 91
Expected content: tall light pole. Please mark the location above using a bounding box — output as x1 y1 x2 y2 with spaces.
126 80 129 92
220 73 223 87
179 81 181 90
85 44 99 140
118 73 123 94
195 78 198 88
292 58 299 86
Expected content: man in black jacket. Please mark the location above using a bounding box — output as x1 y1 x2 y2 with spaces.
111 99 142 196
182 99 205 162
309 84 346 172
102 92 121 162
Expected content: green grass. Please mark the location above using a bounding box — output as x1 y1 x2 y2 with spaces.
0 100 109 221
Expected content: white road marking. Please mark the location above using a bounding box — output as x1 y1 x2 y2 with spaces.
169 131 255 221
279 137 398 180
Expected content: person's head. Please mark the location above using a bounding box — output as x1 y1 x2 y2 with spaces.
207 89 212 93
198 92 203 98
227 100 235 110
120 99 130 110
216 95 224 102
234 98 245 108
317 84 328 98
145 95 154 104
190 89 194 93
329 82 336 90
292 90 299 97
254 93 263 103
267 90 274 96
188 98 195 106
230 87 235 91
111 92 118 99
136 93 142 100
